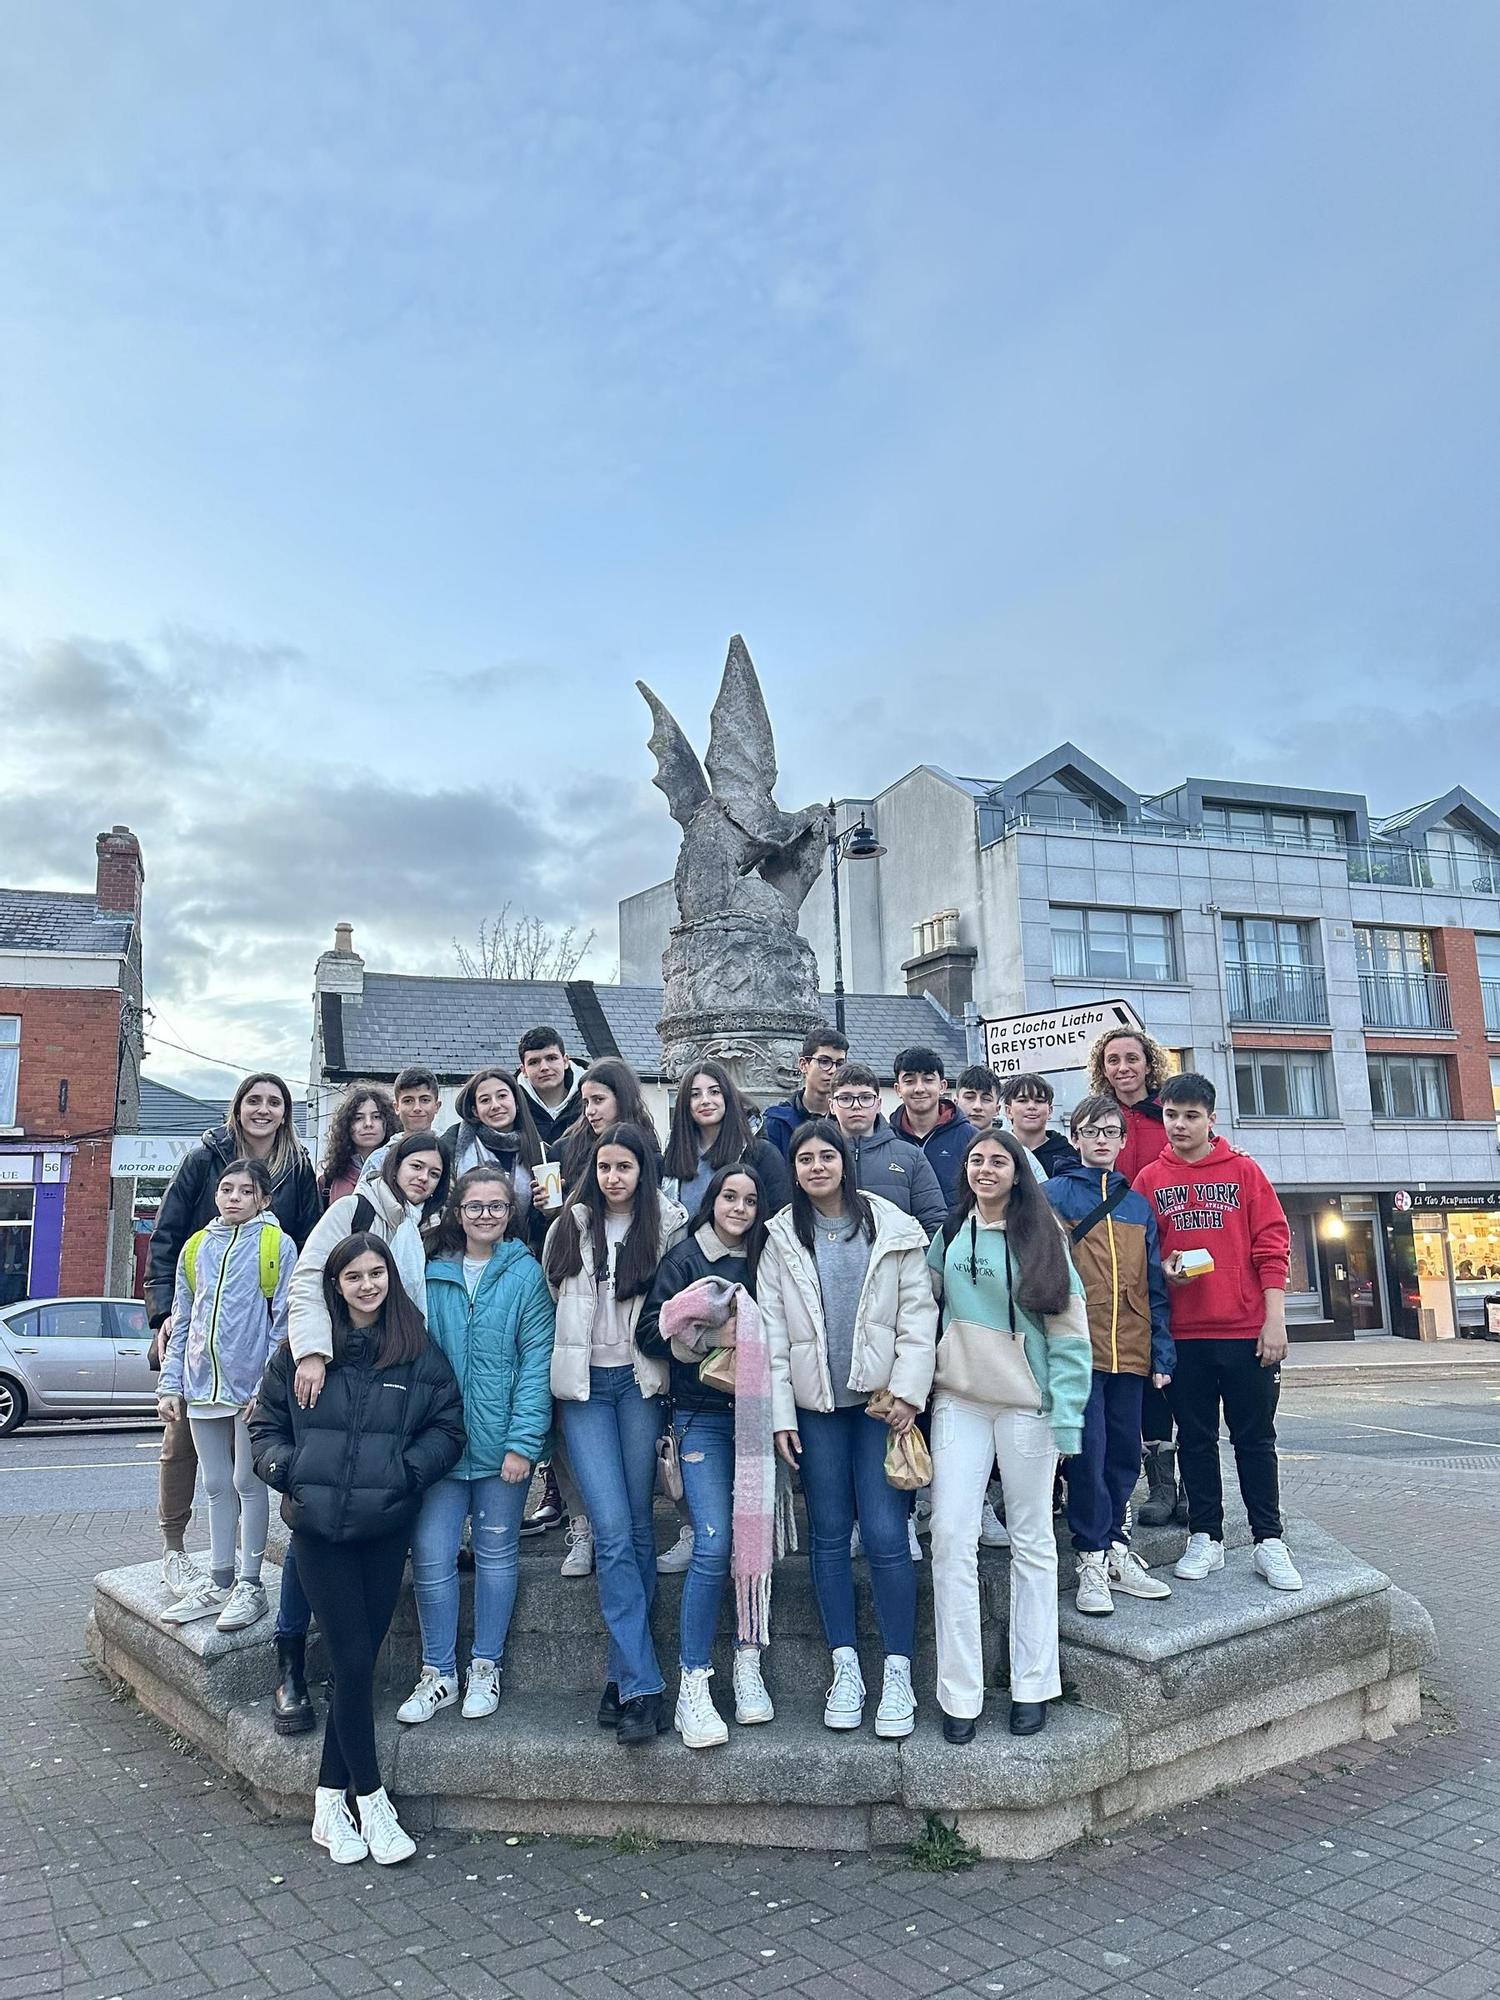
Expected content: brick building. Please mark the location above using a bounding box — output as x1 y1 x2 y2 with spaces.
0 828 145 1303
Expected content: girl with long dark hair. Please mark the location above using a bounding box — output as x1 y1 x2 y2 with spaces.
661 1060 790 1216
446 1067 544 1208
926 1130 1092 1743
759 1121 936 1741
544 1123 687 1744
319 1083 399 1202
250 1235 464 1865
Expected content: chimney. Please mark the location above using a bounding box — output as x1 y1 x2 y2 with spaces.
317 920 365 998
901 907 977 1016
334 921 355 955
95 825 144 918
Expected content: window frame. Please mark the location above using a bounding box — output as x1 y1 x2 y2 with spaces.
1233 1048 1334 1120
1367 1053 1450 1121
1050 906 1179 984
0 1015 18 1128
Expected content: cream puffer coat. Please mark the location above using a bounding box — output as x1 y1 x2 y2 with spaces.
759 1195 938 1435
545 1197 688 1402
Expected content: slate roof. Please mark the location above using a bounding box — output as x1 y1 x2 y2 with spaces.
0 888 134 957
329 976 969 1084
136 1079 228 1136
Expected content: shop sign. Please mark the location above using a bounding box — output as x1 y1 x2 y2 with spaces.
983 998 1144 1077
0 1154 33 1185
1391 1189 1500 1213
111 1135 197 1177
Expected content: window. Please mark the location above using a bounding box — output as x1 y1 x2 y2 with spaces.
1491 1057 1500 1139
1223 919 1327 1023
0 1186 33 1307
0 1017 17 1127
1368 1054 1449 1120
1019 777 1123 829
1425 823 1499 892
1234 1049 1333 1119
1355 926 1431 976
1478 938 1500 1035
1201 803 1346 850
1051 907 1177 983
36 1302 110 1338
1355 926 1448 1029
1224 917 1311 968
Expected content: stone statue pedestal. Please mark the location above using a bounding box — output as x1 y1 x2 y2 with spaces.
658 914 824 1102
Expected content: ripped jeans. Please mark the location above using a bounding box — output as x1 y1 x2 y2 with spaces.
675 1408 737 1670
410 1473 530 1679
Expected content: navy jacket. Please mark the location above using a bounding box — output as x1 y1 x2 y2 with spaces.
889 1102 976 1208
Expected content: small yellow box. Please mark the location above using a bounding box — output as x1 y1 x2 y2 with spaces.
1176 1248 1215 1278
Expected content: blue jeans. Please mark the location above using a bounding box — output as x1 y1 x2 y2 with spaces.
675 1409 735 1670
1067 1372 1146 1553
560 1369 666 1700
276 1539 311 1641
411 1473 530 1679
796 1403 916 1658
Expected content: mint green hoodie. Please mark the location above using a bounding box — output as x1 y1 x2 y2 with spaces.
926 1218 1094 1455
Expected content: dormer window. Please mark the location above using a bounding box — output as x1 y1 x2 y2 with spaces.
1019 776 1123 829
1425 821 1499 892
1200 803 1346 850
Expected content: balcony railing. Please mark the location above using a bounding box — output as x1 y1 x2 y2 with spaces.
1346 843 1500 894
1224 960 1330 1026
1359 969 1452 1031
1482 978 1500 1036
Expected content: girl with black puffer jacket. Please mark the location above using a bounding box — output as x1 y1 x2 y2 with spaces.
250 1233 464 1870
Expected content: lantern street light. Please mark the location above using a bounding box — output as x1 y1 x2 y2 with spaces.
827 802 887 1036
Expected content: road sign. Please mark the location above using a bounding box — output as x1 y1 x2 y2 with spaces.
982 999 1145 1078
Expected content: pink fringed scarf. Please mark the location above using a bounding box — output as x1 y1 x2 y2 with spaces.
659 1274 797 1648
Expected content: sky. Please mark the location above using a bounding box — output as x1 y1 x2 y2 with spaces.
3 1 1498 1102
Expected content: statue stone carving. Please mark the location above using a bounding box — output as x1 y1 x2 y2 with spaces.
639 636 831 1096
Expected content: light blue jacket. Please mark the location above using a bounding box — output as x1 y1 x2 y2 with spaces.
163 1213 293 1408
424 1241 556 1476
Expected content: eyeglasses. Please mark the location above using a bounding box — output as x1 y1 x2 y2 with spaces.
460 1201 512 1220
806 1055 843 1070
1077 1124 1124 1141
831 1092 879 1109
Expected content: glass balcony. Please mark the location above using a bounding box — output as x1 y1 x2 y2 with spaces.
1358 969 1452 1031
1346 843 1500 894
1224 960 1330 1026
1482 979 1500 1035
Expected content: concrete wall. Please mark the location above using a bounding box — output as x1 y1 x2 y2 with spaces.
619 880 677 985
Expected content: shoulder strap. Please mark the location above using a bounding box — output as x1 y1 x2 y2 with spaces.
182 1228 207 1290
350 1194 376 1236
1069 1179 1133 1245
259 1226 282 1300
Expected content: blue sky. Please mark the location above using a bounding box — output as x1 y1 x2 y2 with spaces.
3 1 1497 1098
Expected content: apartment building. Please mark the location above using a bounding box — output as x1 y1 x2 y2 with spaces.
621 745 1500 1342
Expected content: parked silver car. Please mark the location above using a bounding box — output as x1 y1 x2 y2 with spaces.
0 1297 158 1434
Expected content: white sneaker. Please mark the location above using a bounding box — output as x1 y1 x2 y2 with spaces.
1108 1542 1171 1599
160 1577 231 1626
656 1525 695 1574
215 1579 269 1632
160 1549 206 1600
823 1647 865 1730
461 1658 501 1719
356 1786 416 1865
396 1667 458 1725
560 1518 595 1578
1174 1533 1226 1581
1253 1539 1304 1591
732 1646 774 1725
849 1523 863 1558
875 1655 916 1739
979 1499 1011 1548
1075 1553 1114 1616
674 1666 728 1748
906 1517 923 1563
312 1786 367 1864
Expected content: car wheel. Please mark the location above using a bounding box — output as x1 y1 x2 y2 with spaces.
0 1377 25 1436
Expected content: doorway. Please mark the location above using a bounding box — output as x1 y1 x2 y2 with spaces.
1327 1215 1387 1335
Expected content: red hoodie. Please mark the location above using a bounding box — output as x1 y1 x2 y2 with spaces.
1114 1094 1165 1186
1132 1135 1290 1341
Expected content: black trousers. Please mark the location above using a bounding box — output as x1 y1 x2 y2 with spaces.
1140 1381 1175 1446
1165 1340 1282 1543
292 1527 409 1797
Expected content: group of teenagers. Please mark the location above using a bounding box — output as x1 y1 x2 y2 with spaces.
142 1016 1297 1868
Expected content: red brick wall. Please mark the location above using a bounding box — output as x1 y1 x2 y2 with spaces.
1429 930 1494 1122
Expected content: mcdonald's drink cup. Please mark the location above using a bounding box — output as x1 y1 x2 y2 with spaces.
535 1159 564 1211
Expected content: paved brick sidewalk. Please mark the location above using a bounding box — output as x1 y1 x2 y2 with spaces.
2 1446 1497 2000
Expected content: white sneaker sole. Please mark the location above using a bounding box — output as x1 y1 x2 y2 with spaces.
874 1712 916 1739
1111 1577 1171 1599
735 1701 774 1726
312 1830 368 1865
369 1841 416 1866
397 1690 458 1725
1174 1552 1225 1581
216 1604 268 1632
675 1719 728 1749
1255 1567 1303 1591
160 1601 226 1625
1076 1597 1115 1616
461 1699 499 1719
823 1707 864 1730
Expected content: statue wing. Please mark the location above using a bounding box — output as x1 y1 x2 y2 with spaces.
706 635 780 819
637 681 710 830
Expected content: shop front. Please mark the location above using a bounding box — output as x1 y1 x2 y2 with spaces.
1284 1192 1391 1341
1380 1188 1500 1340
0 1148 72 1306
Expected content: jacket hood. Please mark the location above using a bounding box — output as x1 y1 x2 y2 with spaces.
693 1222 741 1262
517 1064 585 1110
767 1190 927 1259
203 1210 281 1237
851 1115 897 1153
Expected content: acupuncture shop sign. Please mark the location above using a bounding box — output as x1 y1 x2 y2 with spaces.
983 999 1145 1078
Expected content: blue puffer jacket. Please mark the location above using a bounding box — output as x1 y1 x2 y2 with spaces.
424 1241 557 1476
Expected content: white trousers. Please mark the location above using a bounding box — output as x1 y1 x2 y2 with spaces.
930 1396 1061 1715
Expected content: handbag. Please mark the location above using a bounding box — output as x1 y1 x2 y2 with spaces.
933 1318 1042 1410
866 1388 934 1490
698 1346 737 1394
654 1427 684 1501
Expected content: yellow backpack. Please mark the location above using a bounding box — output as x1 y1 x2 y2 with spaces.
182 1224 281 1301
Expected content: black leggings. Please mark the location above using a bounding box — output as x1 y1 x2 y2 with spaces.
292 1527 409 1797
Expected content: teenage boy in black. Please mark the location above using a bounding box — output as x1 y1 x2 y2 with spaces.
889 1046 974 1207
1002 1074 1080 1180
761 1027 849 1161
515 1026 587 1149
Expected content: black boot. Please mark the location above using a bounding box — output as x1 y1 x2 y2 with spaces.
616 1692 669 1745
596 1681 623 1729
272 1634 315 1736
1138 1442 1179 1527
522 1464 564 1537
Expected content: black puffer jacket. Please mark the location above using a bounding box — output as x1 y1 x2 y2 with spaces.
145 1124 323 1326
636 1225 754 1416
249 1328 465 1544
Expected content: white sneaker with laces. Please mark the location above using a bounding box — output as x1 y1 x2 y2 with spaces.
823 1647 865 1730
396 1666 458 1725
674 1665 728 1748
356 1786 416 1865
732 1646 774 1725
979 1499 1011 1548
560 1518 595 1578
1253 1539 1303 1591
312 1786 367 1864
215 1579 269 1632
161 1549 207 1600
160 1577 231 1626
874 1654 916 1739
1075 1553 1114 1615
906 1516 923 1562
461 1658 501 1718
656 1525 696 1574
1174 1533 1226 1581
1108 1542 1171 1599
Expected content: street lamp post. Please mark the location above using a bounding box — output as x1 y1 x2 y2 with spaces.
827 801 887 1036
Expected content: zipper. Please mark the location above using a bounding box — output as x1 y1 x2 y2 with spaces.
205 1224 241 1404
337 1363 370 1538
1102 1173 1119 1372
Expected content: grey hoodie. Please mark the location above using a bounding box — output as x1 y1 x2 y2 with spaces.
162 1212 293 1407
845 1116 947 1238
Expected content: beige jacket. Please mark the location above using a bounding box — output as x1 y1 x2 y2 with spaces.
545 1197 688 1402
760 1196 938 1434
287 1177 413 1363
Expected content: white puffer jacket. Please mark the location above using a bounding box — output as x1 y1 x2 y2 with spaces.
287 1177 423 1363
759 1195 938 1434
546 1197 688 1402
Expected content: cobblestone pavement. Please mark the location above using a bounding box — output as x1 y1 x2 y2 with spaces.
3 1390 1498 2000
